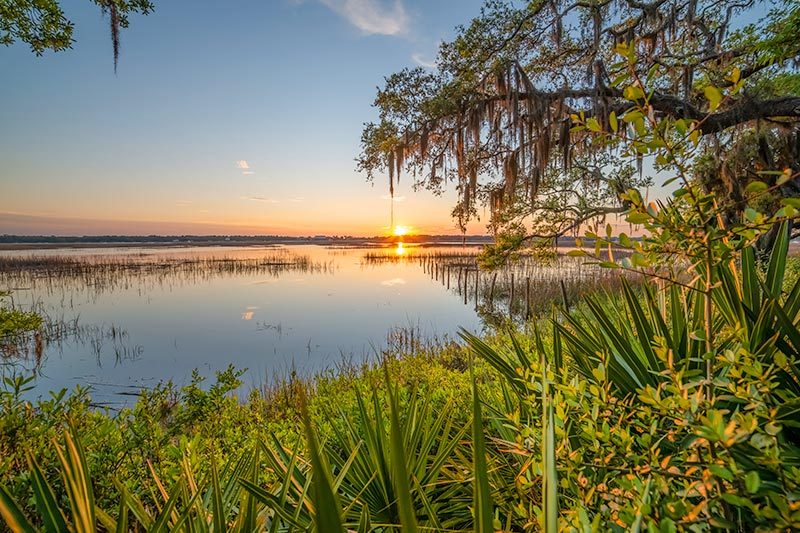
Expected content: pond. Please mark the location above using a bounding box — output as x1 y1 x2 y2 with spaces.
1 244 486 404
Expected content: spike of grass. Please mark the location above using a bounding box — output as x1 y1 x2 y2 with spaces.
541 334 558 533
383 363 419 533
27 454 69 532
299 388 346 533
55 424 96 533
0 486 35 533
471 363 494 532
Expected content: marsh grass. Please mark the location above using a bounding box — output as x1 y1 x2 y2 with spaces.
0 250 334 299
365 247 634 321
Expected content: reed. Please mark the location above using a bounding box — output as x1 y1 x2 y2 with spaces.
0 251 334 300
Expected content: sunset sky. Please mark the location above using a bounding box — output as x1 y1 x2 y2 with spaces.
1 0 488 236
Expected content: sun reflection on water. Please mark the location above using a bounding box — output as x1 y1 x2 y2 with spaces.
395 242 406 256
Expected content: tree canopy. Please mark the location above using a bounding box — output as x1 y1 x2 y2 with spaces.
359 0 800 246
0 0 153 69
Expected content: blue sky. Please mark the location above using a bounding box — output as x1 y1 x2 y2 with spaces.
0 0 486 236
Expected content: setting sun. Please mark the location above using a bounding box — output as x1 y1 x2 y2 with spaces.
392 225 411 237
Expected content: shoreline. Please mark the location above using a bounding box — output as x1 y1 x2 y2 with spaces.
0 235 500 251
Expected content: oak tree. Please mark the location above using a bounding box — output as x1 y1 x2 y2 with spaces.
359 0 800 251
1 0 153 70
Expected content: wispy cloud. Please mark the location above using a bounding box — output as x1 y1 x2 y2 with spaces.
236 160 255 176
411 53 436 69
289 196 305 203
175 200 193 207
380 194 406 202
320 0 409 36
241 196 279 203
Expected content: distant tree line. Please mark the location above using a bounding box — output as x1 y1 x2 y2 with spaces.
0 234 499 245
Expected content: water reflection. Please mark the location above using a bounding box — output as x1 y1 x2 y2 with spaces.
0 245 483 403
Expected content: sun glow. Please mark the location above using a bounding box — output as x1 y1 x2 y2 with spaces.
395 242 406 256
392 225 411 237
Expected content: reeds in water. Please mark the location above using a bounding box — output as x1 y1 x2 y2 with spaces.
0 250 334 299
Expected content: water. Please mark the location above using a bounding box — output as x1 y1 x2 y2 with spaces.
1 244 485 404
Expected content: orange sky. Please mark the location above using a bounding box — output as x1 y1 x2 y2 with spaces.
0 187 488 237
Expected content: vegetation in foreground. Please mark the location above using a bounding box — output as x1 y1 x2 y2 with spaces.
1 0 798 530
0 292 42 354
1 221 799 531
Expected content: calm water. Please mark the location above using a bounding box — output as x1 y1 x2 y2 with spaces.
2 244 484 404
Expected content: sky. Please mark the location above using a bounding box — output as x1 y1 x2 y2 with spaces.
0 0 487 237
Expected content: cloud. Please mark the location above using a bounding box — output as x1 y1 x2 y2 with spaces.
236 160 255 176
380 194 406 202
320 0 409 35
175 200 193 207
411 53 436 69
241 196 279 203
289 196 305 203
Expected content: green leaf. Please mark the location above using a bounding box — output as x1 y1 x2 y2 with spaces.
470 364 494 533
783 197 800 208
708 465 733 482
383 365 419 533
0 486 36 533
624 85 645 101
55 424 96 533
765 221 789 298
609 111 618 132
630 477 652 533
210 459 226 532
150 480 184 533
627 212 650 224
358 505 371 532
745 471 760 494
720 493 750 507
28 454 69 533
114 491 129 533
777 168 793 185
630 253 649 268
300 390 346 533
540 334 558 533
704 86 723 111
113 480 153 530
745 181 768 194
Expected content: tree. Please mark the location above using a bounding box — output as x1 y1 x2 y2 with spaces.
358 0 800 252
0 0 154 70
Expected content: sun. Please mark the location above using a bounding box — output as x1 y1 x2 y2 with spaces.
392 225 411 237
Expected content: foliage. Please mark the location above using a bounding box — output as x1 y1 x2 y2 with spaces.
0 292 42 340
1 236 800 530
0 308 41 340
3 4 800 523
1 6 798 533
359 0 800 249
0 0 154 69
